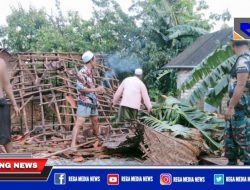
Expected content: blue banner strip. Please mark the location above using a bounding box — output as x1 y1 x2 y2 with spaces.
1 166 250 190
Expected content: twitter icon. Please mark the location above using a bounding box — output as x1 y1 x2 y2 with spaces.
214 174 224 185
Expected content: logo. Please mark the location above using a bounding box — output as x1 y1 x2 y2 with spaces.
234 18 250 40
214 174 224 185
107 174 119 185
54 173 66 185
160 173 172 185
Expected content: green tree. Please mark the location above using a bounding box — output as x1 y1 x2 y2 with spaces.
3 5 49 52
90 0 139 53
63 11 94 52
0 0 232 102
126 0 212 97
34 26 66 52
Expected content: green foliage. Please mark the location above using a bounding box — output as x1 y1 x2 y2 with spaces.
143 116 194 139
4 6 50 52
126 0 213 95
179 45 235 106
0 0 232 97
146 69 177 100
90 0 138 53
142 96 224 150
35 26 66 52
166 24 207 41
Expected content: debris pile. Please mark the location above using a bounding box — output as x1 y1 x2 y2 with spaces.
0 52 225 165
140 125 200 165
4 52 126 161
11 124 137 162
142 96 224 151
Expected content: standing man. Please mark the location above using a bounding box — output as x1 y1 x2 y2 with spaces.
71 51 104 149
0 58 20 153
113 68 152 122
225 39 250 165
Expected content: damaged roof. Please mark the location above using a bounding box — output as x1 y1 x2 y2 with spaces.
163 28 232 69
0 48 11 56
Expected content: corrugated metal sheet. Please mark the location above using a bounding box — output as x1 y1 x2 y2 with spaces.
163 28 232 69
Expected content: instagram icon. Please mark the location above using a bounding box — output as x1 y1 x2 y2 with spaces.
160 173 172 185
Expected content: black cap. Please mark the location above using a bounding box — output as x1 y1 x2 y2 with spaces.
232 40 249 46
230 36 249 46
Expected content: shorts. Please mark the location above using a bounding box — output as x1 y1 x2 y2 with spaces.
0 101 11 145
76 104 98 118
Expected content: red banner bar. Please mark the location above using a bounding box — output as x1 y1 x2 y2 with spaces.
0 159 47 173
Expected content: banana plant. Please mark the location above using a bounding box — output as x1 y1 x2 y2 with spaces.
143 116 195 139
179 45 235 106
167 24 207 41
142 96 224 150
153 24 207 44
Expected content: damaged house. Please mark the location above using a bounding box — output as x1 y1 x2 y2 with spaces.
163 28 232 112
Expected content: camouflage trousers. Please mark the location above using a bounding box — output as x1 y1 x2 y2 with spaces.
224 109 250 163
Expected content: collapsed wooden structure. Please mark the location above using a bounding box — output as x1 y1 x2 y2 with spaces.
2 52 208 165
9 52 119 134
6 52 143 161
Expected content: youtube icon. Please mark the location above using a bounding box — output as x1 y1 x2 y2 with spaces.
107 174 119 185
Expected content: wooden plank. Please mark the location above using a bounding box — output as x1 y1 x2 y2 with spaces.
17 56 29 132
32 63 46 142
41 139 97 158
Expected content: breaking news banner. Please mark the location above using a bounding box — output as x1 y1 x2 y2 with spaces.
2 157 250 190
0 154 51 180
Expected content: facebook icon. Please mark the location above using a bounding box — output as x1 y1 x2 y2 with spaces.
54 173 66 185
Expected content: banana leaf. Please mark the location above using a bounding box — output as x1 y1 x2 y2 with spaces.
179 45 233 92
186 55 236 106
143 96 224 151
167 25 207 41
142 116 194 139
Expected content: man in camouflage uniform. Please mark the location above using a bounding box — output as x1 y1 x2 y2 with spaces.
225 39 250 165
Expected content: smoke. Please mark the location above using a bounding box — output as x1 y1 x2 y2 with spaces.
106 53 142 75
102 70 115 88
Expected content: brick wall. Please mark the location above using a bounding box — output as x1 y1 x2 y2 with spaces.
176 69 193 99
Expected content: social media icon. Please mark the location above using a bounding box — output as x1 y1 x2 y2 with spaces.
160 173 172 185
107 174 119 185
214 174 224 185
54 173 66 185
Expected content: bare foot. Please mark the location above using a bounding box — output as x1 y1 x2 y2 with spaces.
71 144 78 152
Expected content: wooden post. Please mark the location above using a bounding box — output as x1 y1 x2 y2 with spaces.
32 63 46 142
17 55 29 133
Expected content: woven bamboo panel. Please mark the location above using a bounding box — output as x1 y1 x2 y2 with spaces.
141 126 199 165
